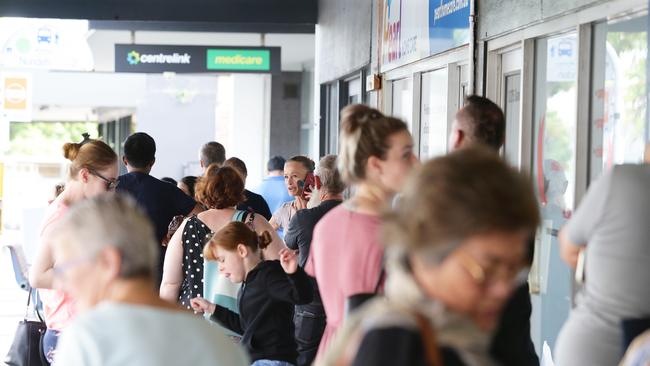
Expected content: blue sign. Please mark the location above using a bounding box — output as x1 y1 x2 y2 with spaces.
381 0 470 72
428 0 470 56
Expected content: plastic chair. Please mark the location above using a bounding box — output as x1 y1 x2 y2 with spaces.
4 244 31 292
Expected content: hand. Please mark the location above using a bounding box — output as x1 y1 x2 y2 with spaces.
279 248 299 274
190 297 216 314
559 228 581 270
295 196 308 210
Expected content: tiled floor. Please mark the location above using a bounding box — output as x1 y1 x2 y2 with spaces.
0 246 29 361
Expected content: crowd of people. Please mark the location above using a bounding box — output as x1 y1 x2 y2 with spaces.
25 95 650 366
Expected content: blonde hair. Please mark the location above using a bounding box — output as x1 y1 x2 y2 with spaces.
338 104 408 184
383 147 540 260
51 193 158 278
63 136 117 179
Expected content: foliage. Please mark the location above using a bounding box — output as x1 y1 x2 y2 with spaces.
7 121 99 157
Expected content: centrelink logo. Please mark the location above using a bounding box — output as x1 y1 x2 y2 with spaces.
126 50 191 65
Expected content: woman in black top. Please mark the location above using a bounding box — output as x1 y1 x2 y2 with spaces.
191 221 313 366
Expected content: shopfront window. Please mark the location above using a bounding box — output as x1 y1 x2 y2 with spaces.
419 69 448 158
531 31 578 352
504 72 522 165
391 77 413 130
590 14 648 180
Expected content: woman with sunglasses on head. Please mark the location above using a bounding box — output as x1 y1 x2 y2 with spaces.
318 147 540 366
29 134 117 363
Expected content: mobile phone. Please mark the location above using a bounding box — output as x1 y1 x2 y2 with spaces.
299 173 319 200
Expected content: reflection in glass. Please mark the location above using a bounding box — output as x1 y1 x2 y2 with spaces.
530 32 577 354
419 69 448 158
590 15 648 180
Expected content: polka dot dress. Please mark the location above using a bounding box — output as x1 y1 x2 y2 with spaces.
179 216 213 309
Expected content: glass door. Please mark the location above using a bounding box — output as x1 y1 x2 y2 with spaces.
391 77 414 131
419 68 448 158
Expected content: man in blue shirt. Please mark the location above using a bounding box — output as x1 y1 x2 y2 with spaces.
117 132 202 288
254 156 292 215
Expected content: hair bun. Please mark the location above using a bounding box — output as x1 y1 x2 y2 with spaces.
257 231 273 250
340 104 384 133
62 142 82 161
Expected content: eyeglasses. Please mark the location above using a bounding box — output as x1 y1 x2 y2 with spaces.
89 169 117 190
52 254 96 278
458 253 522 288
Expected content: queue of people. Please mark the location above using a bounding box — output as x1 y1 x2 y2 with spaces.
22 95 650 366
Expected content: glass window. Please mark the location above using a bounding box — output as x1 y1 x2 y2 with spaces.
328 83 339 154
391 78 413 130
531 31 578 352
590 14 648 180
346 77 362 105
419 69 448 158
504 72 522 166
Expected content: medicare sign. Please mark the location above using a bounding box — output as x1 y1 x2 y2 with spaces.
115 44 280 73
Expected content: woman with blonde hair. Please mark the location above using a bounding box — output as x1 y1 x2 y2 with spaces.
319 147 540 366
29 134 118 362
305 104 418 357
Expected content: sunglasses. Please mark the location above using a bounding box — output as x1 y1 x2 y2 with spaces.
89 169 117 190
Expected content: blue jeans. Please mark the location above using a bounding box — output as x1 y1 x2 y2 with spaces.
42 328 60 363
251 360 295 366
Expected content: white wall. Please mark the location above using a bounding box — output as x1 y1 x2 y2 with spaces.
215 74 271 187
136 74 218 180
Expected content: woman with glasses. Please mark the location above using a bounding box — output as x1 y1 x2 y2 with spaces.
318 147 540 366
29 135 117 363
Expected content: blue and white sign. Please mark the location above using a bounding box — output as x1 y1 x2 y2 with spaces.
382 0 470 72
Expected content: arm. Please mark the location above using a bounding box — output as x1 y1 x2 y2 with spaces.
560 168 613 269
29 226 56 289
266 251 313 305
253 214 286 261
160 219 187 302
190 296 244 335
559 228 582 270
210 304 244 335
283 214 302 251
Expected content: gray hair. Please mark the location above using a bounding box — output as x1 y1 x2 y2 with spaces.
52 193 158 279
317 155 346 195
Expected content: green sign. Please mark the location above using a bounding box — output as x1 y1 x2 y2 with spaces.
206 49 271 71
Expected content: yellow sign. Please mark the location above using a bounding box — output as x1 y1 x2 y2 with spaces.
4 77 28 110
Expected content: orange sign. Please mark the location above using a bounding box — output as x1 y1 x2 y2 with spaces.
4 77 28 110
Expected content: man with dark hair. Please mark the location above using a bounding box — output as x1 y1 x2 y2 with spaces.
449 95 506 151
223 157 272 220
449 96 538 366
199 141 226 173
284 155 346 366
117 132 202 288
254 155 292 214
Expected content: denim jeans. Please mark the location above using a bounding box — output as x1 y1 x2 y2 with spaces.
251 360 295 366
294 310 326 366
42 328 60 363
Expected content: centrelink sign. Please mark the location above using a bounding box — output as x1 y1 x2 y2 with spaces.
115 44 280 74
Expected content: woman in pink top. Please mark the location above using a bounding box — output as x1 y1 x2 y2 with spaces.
305 105 417 358
29 134 117 362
